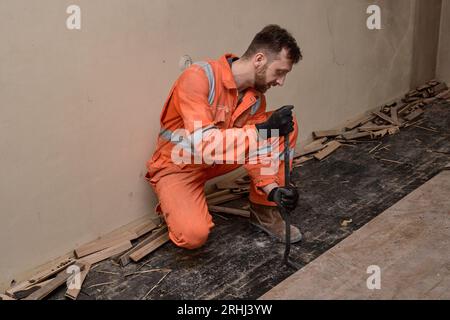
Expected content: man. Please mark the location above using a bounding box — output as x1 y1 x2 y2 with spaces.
146 25 303 249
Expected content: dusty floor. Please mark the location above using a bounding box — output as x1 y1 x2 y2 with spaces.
49 101 450 300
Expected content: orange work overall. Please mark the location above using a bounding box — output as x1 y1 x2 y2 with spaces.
146 53 298 249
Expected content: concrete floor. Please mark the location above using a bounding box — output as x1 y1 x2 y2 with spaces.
261 169 450 300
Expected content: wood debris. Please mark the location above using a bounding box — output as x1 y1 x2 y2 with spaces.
297 80 447 162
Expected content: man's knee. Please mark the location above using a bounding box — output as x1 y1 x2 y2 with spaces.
170 224 211 250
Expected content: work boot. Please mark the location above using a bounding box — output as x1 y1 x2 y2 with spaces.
249 202 302 243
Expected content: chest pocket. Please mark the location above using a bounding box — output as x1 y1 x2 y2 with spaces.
194 61 230 128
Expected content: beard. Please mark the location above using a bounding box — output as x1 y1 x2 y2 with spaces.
254 64 269 93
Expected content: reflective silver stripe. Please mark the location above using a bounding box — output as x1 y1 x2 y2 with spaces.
248 145 273 160
159 124 218 153
250 98 261 115
159 127 192 152
279 149 295 161
159 127 173 141
194 61 215 105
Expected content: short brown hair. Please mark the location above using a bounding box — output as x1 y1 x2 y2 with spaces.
242 25 302 64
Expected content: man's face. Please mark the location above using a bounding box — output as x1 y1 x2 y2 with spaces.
254 48 293 93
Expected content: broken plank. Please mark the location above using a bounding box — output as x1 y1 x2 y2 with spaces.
372 111 400 126
342 131 372 140
312 130 344 139
390 106 399 125
65 264 91 300
79 241 132 265
387 127 400 135
293 156 313 167
118 226 168 267
296 143 326 157
5 257 75 297
208 205 250 218
24 263 85 300
133 221 158 238
314 141 342 161
358 125 397 132
74 231 136 259
302 137 327 151
344 114 375 130
130 233 170 262
404 108 424 122
11 278 54 299
371 129 389 139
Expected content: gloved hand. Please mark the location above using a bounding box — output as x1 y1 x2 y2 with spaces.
255 105 294 139
267 186 299 211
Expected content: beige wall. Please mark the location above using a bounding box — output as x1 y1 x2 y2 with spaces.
0 0 441 290
410 0 442 87
437 0 450 83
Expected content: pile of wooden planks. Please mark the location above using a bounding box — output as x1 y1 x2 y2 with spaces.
3 217 170 300
293 80 448 167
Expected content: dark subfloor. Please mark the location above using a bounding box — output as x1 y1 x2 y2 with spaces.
50 101 450 300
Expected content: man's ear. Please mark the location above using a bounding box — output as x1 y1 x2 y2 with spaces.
254 52 266 68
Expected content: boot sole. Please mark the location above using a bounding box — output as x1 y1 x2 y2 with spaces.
250 220 303 243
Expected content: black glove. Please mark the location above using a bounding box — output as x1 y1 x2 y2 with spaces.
256 105 294 139
268 186 299 211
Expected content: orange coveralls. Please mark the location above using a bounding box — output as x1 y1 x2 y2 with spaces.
146 53 298 249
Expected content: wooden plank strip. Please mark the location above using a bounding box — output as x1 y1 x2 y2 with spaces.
358 125 396 132
390 106 399 125
296 143 326 157
302 137 327 151
208 205 250 218
296 138 327 157
24 263 85 300
404 108 424 122
206 193 243 206
216 180 244 190
312 130 344 139
133 221 158 238
314 141 342 161
74 231 136 258
11 278 54 299
372 111 400 126
5 257 75 297
130 233 170 262
79 241 132 265
344 114 375 130
293 156 314 167
118 226 168 267
342 131 372 140
205 189 231 201
65 264 91 300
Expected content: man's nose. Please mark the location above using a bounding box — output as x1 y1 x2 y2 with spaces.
276 76 286 86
